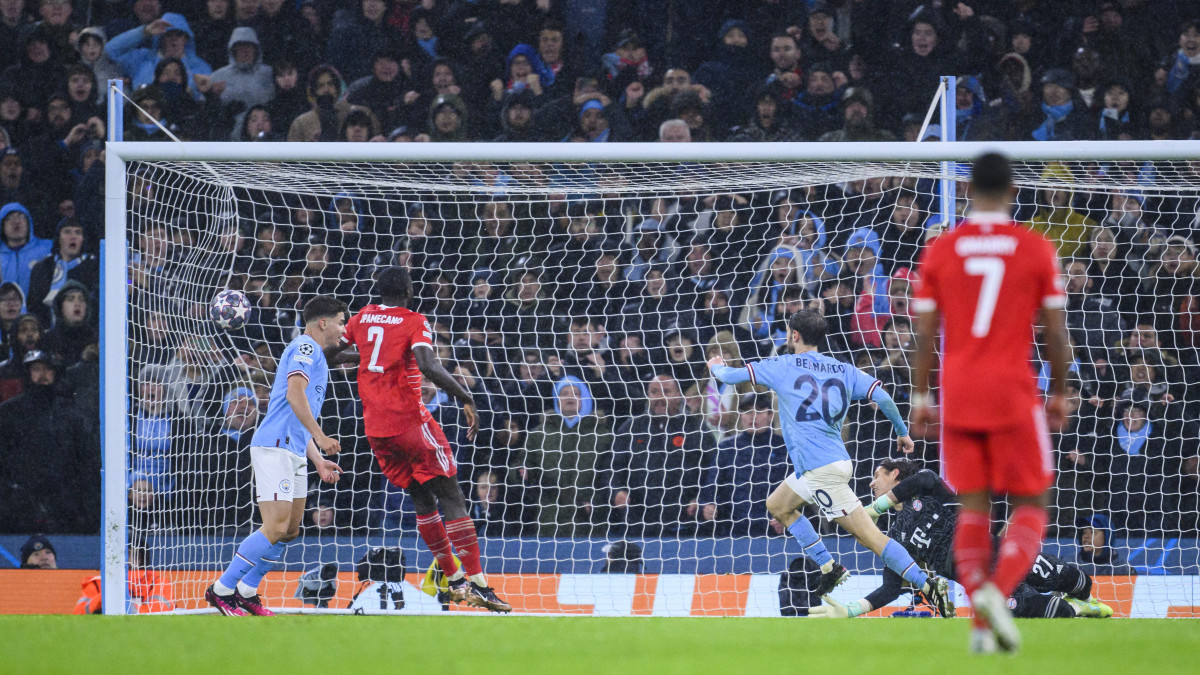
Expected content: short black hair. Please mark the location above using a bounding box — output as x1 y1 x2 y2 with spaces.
878 457 920 481
971 151 1012 197
789 308 826 347
302 295 347 324
375 266 413 303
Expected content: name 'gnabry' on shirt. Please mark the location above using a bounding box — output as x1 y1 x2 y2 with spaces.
250 334 328 457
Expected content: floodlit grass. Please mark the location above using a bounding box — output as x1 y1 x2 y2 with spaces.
4 615 1198 674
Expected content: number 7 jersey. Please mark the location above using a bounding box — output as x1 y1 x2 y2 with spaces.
342 304 435 436
912 214 1066 431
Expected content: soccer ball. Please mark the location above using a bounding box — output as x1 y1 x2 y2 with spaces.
209 289 252 330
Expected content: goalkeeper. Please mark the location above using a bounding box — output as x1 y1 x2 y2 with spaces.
811 458 1112 619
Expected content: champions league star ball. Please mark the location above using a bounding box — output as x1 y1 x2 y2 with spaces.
209 289 252 330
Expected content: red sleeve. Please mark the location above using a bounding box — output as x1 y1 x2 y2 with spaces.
1037 235 1068 309
409 312 434 350
911 240 941 313
342 312 360 347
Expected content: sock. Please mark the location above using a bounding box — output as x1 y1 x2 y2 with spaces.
217 530 274 592
238 540 287 594
953 509 992 628
417 512 460 577
993 505 1048 597
444 517 484 579
881 539 929 591
787 516 834 571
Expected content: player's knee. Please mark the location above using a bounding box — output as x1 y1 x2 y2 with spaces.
263 523 289 542
765 494 788 521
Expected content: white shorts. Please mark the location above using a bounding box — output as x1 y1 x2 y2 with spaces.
784 460 859 521
250 446 307 502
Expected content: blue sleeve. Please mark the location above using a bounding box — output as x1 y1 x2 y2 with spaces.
870 384 909 437
744 358 782 390
848 367 880 401
710 364 751 385
105 25 148 70
283 342 318 381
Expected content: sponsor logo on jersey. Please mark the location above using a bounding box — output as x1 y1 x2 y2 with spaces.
912 499 923 511
954 235 1018 256
295 354 313 365
362 314 405 325
279 478 292 493
299 342 315 356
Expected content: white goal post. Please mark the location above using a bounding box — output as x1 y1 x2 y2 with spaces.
103 140 1200 616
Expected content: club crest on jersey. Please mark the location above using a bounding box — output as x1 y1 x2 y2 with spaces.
298 342 315 356
1007 597 1018 610
912 499 923 511
279 478 292 493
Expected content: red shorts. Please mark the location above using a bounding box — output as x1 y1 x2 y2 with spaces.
369 420 456 489
942 403 1054 497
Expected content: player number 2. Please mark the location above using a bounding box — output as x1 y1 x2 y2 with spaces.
964 256 1005 338
366 326 386 373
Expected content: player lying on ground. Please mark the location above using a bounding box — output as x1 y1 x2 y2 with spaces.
331 266 509 612
810 457 1112 619
206 295 347 616
910 151 1071 653
708 309 952 616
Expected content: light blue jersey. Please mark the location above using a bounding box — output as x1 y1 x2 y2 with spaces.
250 334 328 457
712 350 907 475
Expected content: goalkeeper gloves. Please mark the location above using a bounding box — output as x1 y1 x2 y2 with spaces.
865 495 896 521
808 596 866 619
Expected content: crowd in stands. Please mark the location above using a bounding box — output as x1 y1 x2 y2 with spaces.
0 0 1199 556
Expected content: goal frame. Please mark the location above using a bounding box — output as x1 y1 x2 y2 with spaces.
102 139 1200 614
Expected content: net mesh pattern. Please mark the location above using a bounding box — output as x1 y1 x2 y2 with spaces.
121 158 1200 615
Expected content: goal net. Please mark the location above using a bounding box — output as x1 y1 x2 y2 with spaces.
105 142 1199 617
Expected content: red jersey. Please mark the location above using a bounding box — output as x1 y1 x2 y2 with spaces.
342 304 434 436
913 213 1066 431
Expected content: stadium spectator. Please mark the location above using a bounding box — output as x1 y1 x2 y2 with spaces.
19 533 57 568
1064 259 1126 358
0 312 40 400
209 27 274 111
1028 167 1097 258
325 0 398 84
515 375 612 537
818 87 895 142
1096 396 1184 534
40 280 94 366
696 392 788 536
26 217 96 328
288 66 379 142
107 13 211 91
0 202 50 295
727 85 802 142
607 373 715 537
0 349 98 533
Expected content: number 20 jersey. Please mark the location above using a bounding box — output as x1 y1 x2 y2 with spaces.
912 216 1065 431
745 351 882 475
342 304 435 437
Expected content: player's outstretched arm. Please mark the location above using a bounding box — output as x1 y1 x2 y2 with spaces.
414 345 478 440
286 373 340 455
869 385 913 453
809 595 875 619
706 356 752 385
306 438 342 484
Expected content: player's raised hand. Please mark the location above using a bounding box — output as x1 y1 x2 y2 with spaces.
315 434 341 456
463 402 478 441
1045 393 1067 432
808 596 850 618
706 355 725 371
896 435 915 454
316 458 342 484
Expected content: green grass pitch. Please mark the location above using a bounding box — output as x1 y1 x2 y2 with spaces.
4 616 1197 674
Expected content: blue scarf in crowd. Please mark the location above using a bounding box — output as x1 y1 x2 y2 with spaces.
1117 419 1152 456
48 255 83 300
1032 101 1073 141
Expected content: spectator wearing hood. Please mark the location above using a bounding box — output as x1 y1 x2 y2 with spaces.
121 84 176 142
1075 514 1128 569
0 349 99 533
791 61 841 140
75 28 122 103
563 96 629 143
106 13 212 91
0 23 65 112
1029 163 1097 258
0 202 50 296
492 88 538 142
692 20 758 134
818 86 895 142
64 64 104 122
1028 68 1096 141
288 65 379 142
41 279 94 365
514 376 612 537
27 217 96 328
265 58 309 131
210 27 274 110
427 92 468 141
954 74 1006 141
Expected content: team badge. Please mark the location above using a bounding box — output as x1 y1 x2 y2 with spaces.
1006 597 1017 610
912 499 923 511
279 478 292 493
298 342 315 356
